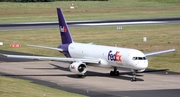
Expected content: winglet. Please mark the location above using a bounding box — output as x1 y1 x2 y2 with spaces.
0 53 5 56
1 53 8 57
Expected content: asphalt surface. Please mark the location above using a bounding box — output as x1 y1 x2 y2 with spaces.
0 50 180 97
1 17 180 30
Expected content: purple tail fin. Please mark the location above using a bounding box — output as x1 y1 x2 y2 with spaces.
57 8 73 44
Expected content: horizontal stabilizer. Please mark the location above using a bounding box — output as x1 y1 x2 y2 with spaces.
27 44 63 52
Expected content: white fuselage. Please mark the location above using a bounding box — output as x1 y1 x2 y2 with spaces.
68 43 148 70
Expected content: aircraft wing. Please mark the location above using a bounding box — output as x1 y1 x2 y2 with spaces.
27 44 63 52
2 54 100 64
145 49 175 57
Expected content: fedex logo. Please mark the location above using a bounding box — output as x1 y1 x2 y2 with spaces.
71 65 76 69
108 50 122 62
60 26 67 32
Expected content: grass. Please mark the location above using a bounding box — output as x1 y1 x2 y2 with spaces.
0 29 62 56
140 0 180 3
0 0 180 23
0 76 87 97
0 24 180 72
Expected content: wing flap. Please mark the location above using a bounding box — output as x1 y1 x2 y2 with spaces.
145 49 175 57
3 54 100 64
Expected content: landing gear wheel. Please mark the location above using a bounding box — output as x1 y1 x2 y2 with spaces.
131 78 136 82
110 67 119 76
77 75 86 78
116 71 119 76
110 71 114 76
131 70 137 82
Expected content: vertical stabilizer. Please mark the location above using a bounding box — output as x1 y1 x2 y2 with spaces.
57 8 73 44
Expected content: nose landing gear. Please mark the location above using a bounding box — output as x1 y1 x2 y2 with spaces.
131 70 137 82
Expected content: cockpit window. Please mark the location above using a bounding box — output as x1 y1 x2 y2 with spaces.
132 57 147 60
143 57 147 60
132 57 136 60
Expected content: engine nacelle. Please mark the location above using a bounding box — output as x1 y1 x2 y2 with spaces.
69 61 87 75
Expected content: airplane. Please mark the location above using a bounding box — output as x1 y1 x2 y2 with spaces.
3 8 175 81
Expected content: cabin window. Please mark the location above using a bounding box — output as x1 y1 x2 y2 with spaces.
132 57 147 60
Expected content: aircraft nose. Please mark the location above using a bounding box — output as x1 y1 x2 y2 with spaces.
137 60 148 69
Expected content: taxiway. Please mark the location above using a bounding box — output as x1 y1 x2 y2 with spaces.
0 56 180 97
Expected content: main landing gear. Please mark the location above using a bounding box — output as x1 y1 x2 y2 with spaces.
131 70 138 82
110 67 119 76
77 74 86 78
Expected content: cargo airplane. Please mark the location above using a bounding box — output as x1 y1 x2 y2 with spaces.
3 8 175 81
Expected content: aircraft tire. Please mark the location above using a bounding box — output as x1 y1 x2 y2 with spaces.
131 78 136 82
110 71 114 76
77 75 86 78
116 71 119 76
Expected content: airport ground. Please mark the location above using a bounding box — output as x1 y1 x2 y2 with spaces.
0 58 180 97
0 0 180 97
1 23 180 96
1 18 180 97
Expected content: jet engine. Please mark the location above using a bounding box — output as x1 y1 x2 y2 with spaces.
69 61 87 74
